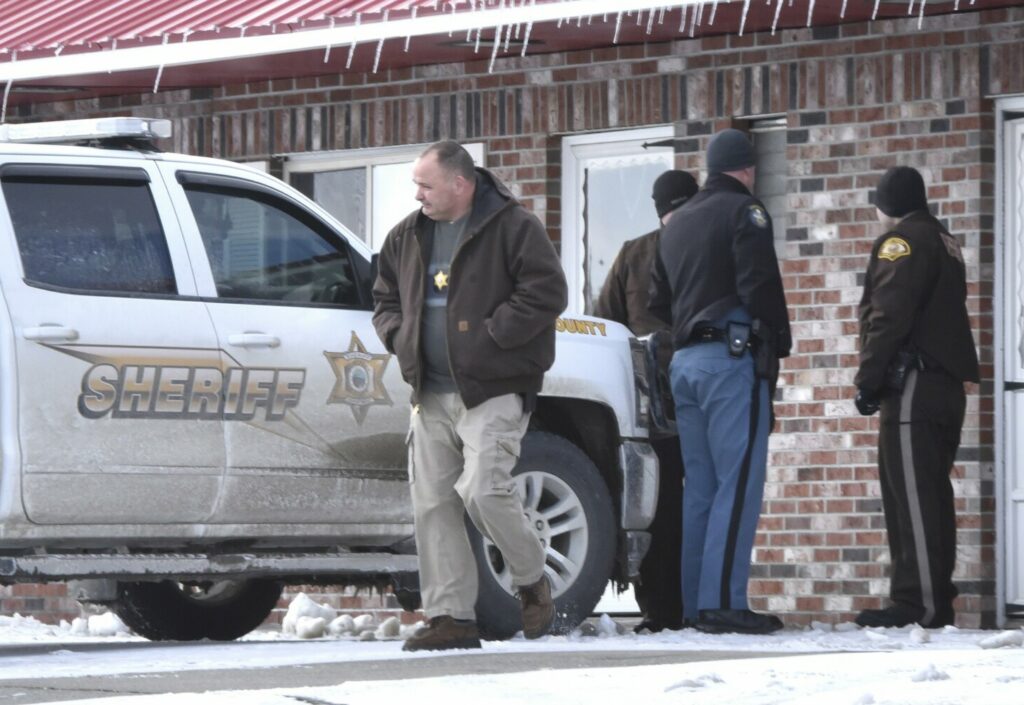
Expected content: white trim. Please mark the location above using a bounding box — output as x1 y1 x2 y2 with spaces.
0 1 703 84
560 125 673 314
995 94 1024 627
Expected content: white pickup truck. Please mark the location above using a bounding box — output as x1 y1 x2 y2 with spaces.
0 118 661 640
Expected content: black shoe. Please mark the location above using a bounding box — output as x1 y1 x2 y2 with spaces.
633 617 684 634
855 604 954 629
696 609 784 635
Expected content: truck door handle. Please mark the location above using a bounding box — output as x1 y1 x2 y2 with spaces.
227 332 280 349
22 325 79 342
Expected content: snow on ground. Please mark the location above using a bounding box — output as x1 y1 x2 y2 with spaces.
1 608 1022 704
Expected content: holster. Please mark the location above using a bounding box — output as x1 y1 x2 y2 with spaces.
884 349 922 393
750 319 780 391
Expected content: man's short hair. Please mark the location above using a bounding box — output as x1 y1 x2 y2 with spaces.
422 140 476 181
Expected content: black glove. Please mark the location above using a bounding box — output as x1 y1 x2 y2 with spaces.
854 388 880 416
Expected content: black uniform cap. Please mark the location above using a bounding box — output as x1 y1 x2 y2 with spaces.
875 166 928 218
651 170 699 218
706 128 756 174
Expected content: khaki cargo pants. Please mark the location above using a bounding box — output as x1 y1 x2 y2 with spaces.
409 391 546 620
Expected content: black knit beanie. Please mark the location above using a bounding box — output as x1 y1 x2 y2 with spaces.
875 166 928 218
706 128 756 174
651 170 698 218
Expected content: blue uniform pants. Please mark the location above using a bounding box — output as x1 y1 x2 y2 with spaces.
670 342 770 621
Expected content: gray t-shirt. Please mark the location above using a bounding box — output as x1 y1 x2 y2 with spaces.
422 213 469 393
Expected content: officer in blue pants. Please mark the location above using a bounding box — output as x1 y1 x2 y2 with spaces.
649 129 791 634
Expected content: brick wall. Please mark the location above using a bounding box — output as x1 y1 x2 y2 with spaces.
11 7 1024 629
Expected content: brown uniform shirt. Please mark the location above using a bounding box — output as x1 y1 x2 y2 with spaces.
855 210 979 395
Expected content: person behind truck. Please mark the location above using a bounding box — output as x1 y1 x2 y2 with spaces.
594 169 697 632
372 140 567 651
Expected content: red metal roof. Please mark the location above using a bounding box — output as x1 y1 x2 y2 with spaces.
0 0 445 54
0 1 1019 110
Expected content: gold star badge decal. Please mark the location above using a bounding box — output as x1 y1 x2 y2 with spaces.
324 332 392 424
433 270 449 292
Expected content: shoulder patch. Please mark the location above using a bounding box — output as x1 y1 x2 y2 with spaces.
878 236 911 262
747 205 769 229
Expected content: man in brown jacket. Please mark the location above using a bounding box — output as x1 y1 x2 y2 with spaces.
594 169 697 632
854 166 979 629
373 141 568 651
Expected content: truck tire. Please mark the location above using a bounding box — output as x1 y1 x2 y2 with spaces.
114 579 283 641
471 431 615 639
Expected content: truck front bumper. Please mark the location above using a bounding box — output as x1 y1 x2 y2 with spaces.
618 440 659 577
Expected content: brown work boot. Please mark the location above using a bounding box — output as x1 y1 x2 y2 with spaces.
401 616 482 652
518 574 555 639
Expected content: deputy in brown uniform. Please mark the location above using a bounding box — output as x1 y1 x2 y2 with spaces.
594 169 698 632
853 166 979 629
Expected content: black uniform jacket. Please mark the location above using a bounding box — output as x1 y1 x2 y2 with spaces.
372 167 568 409
594 229 666 336
855 210 980 395
648 173 792 359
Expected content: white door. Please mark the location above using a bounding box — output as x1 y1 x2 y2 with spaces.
160 162 413 525
561 127 674 315
0 157 225 524
999 109 1024 620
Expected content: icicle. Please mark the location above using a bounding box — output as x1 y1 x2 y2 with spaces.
646 8 655 33
689 3 698 37
907 0 916 16
806 0 816 26
521 20 533 56
373 38 384 72
466 27 472 41
1 80 12 124
488 24 504 73
514 22 521 39
54 43 63 56
324 17 336 61
918 0 927 27
840 0 848 18
679 5 688 32
346 13 361 69
152 34 170 93
658 7 666 25
696 2 705 30
405 7 417 52
557 17 564 28
954 0 960 9
577 15 583 27
240 25 247 38
739 0 751 36
772 0 784 34
613 11 623 43
112 38 117 50
872 0 881 19
636 10 645 28
474 28 482 52
710 1 720 25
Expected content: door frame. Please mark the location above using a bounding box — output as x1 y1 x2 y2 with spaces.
560 125 674 315
995 94 1024 626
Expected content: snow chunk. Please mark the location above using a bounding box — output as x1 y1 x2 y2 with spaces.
666 673 724 691
86 612 128 637
375 616 401 639
281 593 336 635
851 694 875 705
352 614 377 634
327 614 356 636
596 613 626 637
909 626 930 644
911 663 950 682
294 616 326 640
978 630 1024 649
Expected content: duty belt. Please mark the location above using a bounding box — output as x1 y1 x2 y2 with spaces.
688 327 726 344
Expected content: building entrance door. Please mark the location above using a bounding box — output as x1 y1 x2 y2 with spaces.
997 101 1024 623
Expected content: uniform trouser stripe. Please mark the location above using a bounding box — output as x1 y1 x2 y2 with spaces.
897 369 936 625
720 373 760 608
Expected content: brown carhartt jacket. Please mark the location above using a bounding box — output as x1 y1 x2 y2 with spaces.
593 229 668 336
372 168 567 408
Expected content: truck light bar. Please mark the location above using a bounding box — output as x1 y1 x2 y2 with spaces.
0 117 172 144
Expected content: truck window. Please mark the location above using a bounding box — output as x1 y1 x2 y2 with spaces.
2 174 176 295
183 184 360 307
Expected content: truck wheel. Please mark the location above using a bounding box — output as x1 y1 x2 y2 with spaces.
114 579 283 641
471 431 615 639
